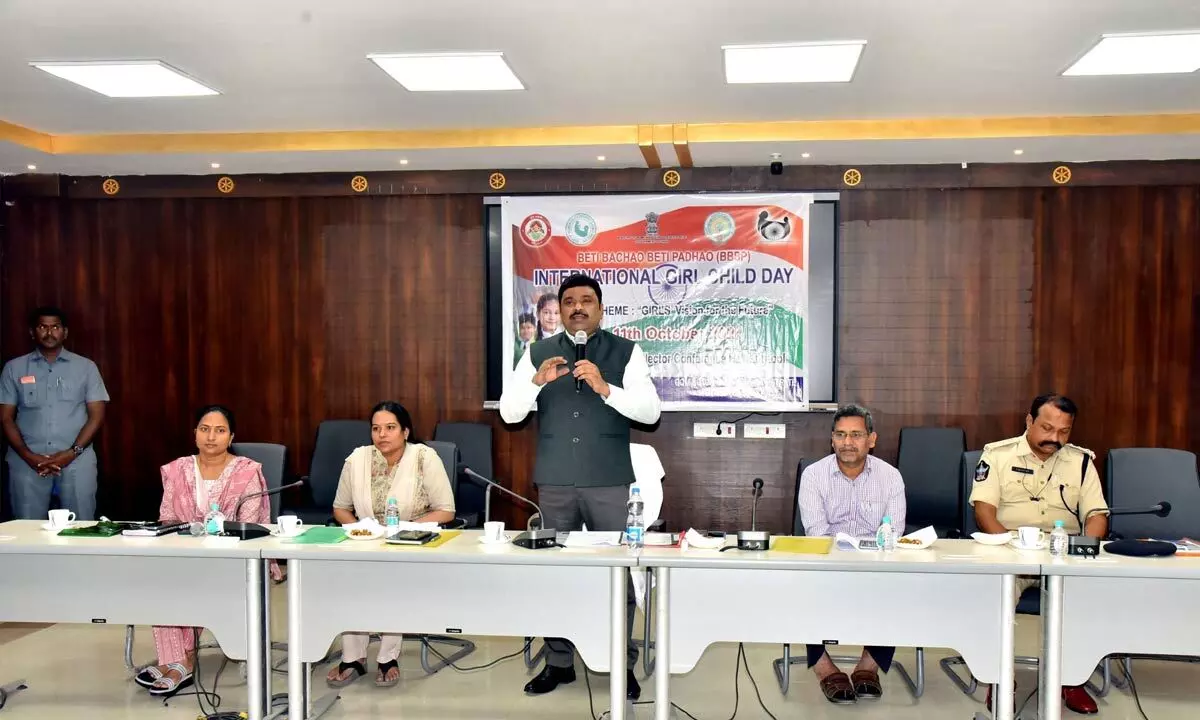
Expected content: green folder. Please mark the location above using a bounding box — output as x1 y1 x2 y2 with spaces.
284 526 348 544
56 521 128 537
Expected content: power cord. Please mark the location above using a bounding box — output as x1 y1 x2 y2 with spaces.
158 628 236 719
1015 686 1038 717
582 643 777 720
714 412 781 436
736 643 778 720
1125 663 1151 720
419 637 533 672
582 665 700 720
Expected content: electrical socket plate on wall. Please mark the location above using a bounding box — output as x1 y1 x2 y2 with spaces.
743 423 787 439
693 422 737 438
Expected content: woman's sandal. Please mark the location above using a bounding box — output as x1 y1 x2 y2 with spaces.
148 662 194 698
326 660 367 688
134 666 164 689
375 659 400 688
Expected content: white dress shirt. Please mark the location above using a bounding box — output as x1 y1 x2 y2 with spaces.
499 340 662 426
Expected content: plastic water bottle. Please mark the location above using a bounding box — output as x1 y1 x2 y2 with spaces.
625 487 645 550
877 515 896 553
385 497 400 531
1050 519 1069 557
204 502 225 536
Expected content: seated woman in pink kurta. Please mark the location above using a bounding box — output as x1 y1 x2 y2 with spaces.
135 405 273 698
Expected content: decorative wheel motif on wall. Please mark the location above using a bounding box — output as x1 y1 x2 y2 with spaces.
489 172 506 190
662 169 681 188
1052 166 1072 185
843 169 862 187
350 175 369 193
217 176 236 194
101 178 120 195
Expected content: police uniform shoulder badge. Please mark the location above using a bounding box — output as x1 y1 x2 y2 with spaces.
974 459 990 482
1065 443 1096 459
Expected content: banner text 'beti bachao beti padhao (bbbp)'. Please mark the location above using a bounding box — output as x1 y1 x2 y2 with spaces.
501 194 811 411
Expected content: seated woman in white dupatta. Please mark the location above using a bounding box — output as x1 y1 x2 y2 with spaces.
325 401 455 688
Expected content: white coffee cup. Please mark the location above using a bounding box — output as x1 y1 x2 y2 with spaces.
48 509 75 529
483 521 505 542
1017 526 1044 547
277 515 304 536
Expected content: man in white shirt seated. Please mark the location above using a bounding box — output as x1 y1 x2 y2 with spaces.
797 404 906 704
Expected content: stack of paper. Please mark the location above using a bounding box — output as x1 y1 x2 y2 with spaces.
563 531 623 548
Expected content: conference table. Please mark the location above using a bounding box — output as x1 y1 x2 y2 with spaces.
1040 550 1200 720
9 521 1197 720
0 519 272 719
640 538 1040 720
261 531 636 720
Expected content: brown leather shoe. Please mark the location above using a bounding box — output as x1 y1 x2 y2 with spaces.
819 671 857 704
850 669 882 699
1062 685 1098 715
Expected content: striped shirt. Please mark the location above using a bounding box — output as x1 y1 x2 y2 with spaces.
798 454 906 537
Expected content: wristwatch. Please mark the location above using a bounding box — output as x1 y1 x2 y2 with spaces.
72 445 84 456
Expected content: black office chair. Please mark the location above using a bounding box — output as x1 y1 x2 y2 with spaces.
433 422 492 528
288 420 371 525
231 442 288 520
773 458 925 699
940 450 1116 701
897 427 966 537
1104 448 1200 685
423 440 471 531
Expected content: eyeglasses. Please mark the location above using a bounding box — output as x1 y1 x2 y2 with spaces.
832 431 869 441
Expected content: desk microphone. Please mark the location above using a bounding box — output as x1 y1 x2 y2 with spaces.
572 330 588 392
736 478 771 551
223 480 305 540
1067 501 1171 557
463 466 557 549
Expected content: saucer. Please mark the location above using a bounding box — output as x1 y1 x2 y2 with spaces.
271 528 304 539
1010 538 1048 551
479 535 510 545
42 522 74 532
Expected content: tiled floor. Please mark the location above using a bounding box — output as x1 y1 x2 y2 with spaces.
0 588 1196 719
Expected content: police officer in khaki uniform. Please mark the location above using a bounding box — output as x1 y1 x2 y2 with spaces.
970 393 1107 715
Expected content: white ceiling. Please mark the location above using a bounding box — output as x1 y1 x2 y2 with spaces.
2 0 1200 174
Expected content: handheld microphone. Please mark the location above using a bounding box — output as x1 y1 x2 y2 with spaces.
572 330 588 392
737 478 771 551
1068 501 1171 556
463 466 557 549
225 480 306 540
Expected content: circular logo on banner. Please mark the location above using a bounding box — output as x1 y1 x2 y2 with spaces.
755 210 792 243
519 214 552 248
564 213 598 246
704 212 736 245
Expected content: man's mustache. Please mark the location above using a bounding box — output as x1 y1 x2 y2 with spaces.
1041 441 1063 450
571 312 587 318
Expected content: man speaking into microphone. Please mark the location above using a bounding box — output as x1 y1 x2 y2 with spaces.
499 273 661 699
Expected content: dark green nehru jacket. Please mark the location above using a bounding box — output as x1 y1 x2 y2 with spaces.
529 329 636 487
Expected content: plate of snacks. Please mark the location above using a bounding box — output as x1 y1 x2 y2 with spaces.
343 520 386 541
897 525 937 550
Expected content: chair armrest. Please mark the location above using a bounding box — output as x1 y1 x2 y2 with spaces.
441 517 469 531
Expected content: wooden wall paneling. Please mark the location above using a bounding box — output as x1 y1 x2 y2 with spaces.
3 183 1198 533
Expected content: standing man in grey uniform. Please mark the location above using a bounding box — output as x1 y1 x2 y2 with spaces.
1 307 109 520
500 274 661 699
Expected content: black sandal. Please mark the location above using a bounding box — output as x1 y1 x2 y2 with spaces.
326 660 367 688
375 659 400 687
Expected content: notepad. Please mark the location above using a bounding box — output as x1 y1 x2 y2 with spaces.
772 536 833 555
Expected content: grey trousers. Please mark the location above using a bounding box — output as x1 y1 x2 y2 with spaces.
536 483 638 669
7 448 97 520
